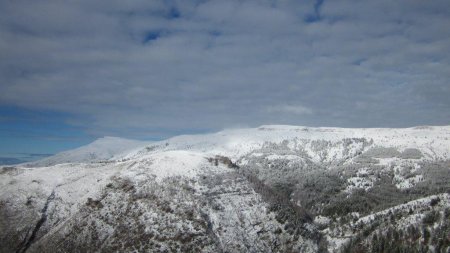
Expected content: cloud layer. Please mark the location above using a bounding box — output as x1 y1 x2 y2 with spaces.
1 0 449 138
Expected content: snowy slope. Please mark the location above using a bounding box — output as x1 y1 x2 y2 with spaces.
1 125 450 252
26 136 150 167
124 125 450 162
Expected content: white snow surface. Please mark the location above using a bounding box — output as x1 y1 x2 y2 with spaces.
123 125 450 161
26 136 150 167
122 150 216 182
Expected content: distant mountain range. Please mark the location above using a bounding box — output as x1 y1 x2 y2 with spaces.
1 125 450 252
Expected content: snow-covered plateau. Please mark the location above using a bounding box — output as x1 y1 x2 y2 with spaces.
1 125 450 252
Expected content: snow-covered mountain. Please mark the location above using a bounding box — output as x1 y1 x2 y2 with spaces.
1 125 450 252
125 124 450 160
25 136 150 167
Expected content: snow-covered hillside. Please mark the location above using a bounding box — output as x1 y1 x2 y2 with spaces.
124 125 450 161
1 125 450 252
26 136 150 167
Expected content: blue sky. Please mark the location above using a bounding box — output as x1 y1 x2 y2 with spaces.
0 106 90 161
1 0 450 161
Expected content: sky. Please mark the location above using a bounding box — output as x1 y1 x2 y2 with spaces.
1 0 450 161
